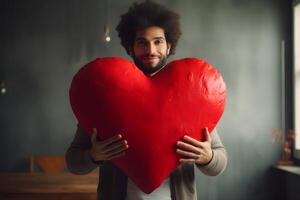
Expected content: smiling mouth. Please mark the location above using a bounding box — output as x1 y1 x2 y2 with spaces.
141 57 160 63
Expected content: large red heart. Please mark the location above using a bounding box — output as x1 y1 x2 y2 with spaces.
69 57 226 193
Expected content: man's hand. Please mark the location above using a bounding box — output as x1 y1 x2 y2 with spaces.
176 127 213 165
89 128 129 161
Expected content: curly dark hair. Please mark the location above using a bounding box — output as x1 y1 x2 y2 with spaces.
115 0 181 56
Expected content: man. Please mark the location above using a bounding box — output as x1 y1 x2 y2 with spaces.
66 1 227 200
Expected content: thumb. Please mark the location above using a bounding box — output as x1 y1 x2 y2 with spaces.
203 127 212 143
91 128 98 144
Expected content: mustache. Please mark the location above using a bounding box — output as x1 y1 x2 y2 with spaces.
141 54 161 58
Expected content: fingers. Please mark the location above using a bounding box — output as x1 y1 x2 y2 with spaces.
181 127 212 148
176 141 201 154
101 134 123 147
106 143 129 157
179 158 196 163
103 140 129 154
107 151 127 160
182 135 202 148
91 128 124 147
105 139 129 160
176 149 199 159
89 128 129 161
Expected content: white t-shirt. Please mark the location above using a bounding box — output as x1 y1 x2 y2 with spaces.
126 177 172 200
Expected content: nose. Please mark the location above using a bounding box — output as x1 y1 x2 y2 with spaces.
145 42 156 55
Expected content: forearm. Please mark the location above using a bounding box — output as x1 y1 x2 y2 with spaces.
65 125 99 174
196 128 227 176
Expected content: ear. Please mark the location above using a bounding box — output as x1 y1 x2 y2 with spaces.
167 43 171 55
128 47 134 56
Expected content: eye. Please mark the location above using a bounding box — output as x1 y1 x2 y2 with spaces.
154 40 164 45
135 40 146 46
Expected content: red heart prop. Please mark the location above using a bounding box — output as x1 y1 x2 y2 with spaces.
69 57 226 193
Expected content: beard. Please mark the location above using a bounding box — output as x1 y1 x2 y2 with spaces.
132 54 168 75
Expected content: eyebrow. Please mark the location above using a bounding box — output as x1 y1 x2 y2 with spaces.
135 36 165 41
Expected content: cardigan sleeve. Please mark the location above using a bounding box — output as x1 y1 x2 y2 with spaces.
65 125 99 175
195 128 228 176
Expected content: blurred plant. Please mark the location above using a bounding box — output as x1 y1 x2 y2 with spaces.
272 128 296 165
271 128 284 143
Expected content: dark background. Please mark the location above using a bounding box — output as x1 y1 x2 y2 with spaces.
0 0 294 199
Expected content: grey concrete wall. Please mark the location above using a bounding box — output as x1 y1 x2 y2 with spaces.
0 0 292 199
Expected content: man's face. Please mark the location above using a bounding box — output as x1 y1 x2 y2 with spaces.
130 26 171 75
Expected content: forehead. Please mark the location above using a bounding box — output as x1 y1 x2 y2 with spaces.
135 26 166 40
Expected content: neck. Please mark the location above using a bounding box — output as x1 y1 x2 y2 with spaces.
146 64 167 77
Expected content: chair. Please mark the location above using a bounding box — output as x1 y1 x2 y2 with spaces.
29 155 66 173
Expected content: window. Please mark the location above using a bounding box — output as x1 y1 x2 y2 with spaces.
293 1 300 158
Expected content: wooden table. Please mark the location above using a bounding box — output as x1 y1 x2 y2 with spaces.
0 172 99 200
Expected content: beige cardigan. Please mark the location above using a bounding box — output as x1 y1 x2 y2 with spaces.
65 126 227 200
